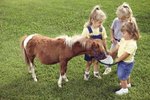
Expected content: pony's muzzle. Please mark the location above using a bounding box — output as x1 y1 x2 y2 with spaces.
95 52 107 60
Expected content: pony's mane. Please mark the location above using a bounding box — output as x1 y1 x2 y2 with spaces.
56 35 87 48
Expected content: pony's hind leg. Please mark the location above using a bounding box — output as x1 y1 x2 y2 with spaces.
30 62 37 82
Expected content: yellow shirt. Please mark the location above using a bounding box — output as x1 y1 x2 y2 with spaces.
118 38 137 62
81 25 107 39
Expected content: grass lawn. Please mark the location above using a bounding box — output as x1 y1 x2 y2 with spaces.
0 0 150 99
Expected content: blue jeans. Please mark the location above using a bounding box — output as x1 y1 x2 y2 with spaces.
117 61 134 80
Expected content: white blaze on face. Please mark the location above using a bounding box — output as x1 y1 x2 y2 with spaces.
24 34 37 49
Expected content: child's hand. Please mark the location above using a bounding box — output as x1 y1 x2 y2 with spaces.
115 58 120 63
105 50 109 55
107 51 113 56
108 52 111 56
106 52 116 60
111 38 117 44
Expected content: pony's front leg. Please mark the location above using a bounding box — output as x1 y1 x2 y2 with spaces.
62 73 69 82
28 65 32 73
58 74 63 88
58 74 69 88
58 61 69 88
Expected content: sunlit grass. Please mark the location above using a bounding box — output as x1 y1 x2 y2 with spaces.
0 0 150 99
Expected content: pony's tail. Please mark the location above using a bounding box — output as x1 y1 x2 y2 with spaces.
20 35 30 66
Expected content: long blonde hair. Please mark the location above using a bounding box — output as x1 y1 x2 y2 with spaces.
116 2 133 20
84 5 106 27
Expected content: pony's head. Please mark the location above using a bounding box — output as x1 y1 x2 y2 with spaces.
87 39 107 60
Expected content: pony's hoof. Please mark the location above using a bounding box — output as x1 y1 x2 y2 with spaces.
34 78 38 82
65 79 69 82
28 70 32 74
58 84 62 88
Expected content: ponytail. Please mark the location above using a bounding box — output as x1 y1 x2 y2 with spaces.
89 5 101 24
116 2 133 20
84 5 106 27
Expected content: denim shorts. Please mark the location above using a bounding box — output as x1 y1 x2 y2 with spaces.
117 61 134 80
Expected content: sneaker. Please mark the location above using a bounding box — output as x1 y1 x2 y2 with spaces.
119 83 131 88
84 73 90 80
103 67 111 75
115 88 128 95
94 73 102 79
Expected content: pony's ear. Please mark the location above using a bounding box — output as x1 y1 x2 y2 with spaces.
91 41 96 48
92 41 99 48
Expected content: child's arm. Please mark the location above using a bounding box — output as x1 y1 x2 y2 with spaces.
110 29 114 43
109 44 119 58
82 28 89 38
110 29 117 44
115 52 130 63
115 42 136 63
102 39 107 52
101 26 108 52
110 18 118 44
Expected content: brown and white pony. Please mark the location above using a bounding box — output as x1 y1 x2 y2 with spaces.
21 34 106 87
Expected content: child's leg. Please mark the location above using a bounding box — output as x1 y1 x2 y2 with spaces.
127 76 131 87
120 80 127 88
84 61 92 80
119 76 131 88
103 65 111 75
85 61 92 72
116 80 128 95
93 60 99 72
127 76 131 84
93 60 102 79
84 54 92 73
116 61 134 95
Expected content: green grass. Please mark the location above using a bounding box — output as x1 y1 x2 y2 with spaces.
0 0 150 99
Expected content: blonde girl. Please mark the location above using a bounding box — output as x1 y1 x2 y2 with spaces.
103 2 134 75
110 19 140 95
82 5 107 80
